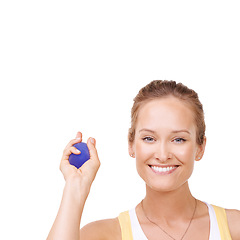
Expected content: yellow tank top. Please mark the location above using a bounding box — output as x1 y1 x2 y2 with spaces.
212 205 232 240
118 205 232 240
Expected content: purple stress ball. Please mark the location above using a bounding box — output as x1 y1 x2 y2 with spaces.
69 142 90 168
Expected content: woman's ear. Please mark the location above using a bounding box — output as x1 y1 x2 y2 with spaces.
196 136 207 161
128 142 135 158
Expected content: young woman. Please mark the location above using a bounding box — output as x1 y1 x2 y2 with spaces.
47 80 240 240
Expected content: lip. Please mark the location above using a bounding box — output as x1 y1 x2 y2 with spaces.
148 164 179 175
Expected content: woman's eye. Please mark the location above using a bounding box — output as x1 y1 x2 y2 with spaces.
143 137 154 142
174 138 186 143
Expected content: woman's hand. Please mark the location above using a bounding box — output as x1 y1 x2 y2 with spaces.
60 131 101 192
47 132 100 240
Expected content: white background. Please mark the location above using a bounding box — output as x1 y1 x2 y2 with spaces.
0 0 240 239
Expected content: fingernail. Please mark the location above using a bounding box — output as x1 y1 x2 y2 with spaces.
90 138 95 144
75 137 81 140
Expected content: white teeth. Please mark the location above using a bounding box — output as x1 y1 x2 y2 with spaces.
151 166 177 173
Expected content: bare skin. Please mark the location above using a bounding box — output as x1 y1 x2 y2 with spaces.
47 132 101 240
47 97 240 240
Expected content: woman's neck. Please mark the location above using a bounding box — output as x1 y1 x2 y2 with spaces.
142 182 196 222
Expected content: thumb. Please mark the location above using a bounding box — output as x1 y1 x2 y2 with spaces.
87 137 98 160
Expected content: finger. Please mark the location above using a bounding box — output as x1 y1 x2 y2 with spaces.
75 131 82 139
62 146 81 161
87 137 99 160
64 134 82 153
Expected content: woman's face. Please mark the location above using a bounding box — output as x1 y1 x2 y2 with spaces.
129 97 206 192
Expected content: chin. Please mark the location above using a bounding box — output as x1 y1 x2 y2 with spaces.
143 176 190 194
147 183 179 193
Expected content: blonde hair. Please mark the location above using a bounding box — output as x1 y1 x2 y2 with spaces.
128 80 206 145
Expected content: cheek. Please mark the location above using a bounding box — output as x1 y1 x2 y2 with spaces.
174 144 197 163
135 142 150 180
135 141 153 160
174 145 196 181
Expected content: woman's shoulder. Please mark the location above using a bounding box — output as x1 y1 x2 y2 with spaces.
80 217 122 240
225 208 240 240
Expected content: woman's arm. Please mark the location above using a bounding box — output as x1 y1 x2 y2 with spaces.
47 176 89 240
47 132 100 240
226 209 240 240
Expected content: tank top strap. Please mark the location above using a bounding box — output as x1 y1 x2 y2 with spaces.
118 211 134 240
212 205 232 240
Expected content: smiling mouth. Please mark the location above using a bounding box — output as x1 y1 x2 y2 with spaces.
149 165 179 174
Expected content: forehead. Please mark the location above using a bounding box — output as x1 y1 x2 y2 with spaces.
136 97 196 132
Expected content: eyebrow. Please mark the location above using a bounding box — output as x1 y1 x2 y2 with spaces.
139 128 191 135
139 129 156 134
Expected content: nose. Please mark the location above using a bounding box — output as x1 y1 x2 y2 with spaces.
154 141 172 163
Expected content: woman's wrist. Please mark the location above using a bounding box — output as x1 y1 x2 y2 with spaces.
64 174 90 203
